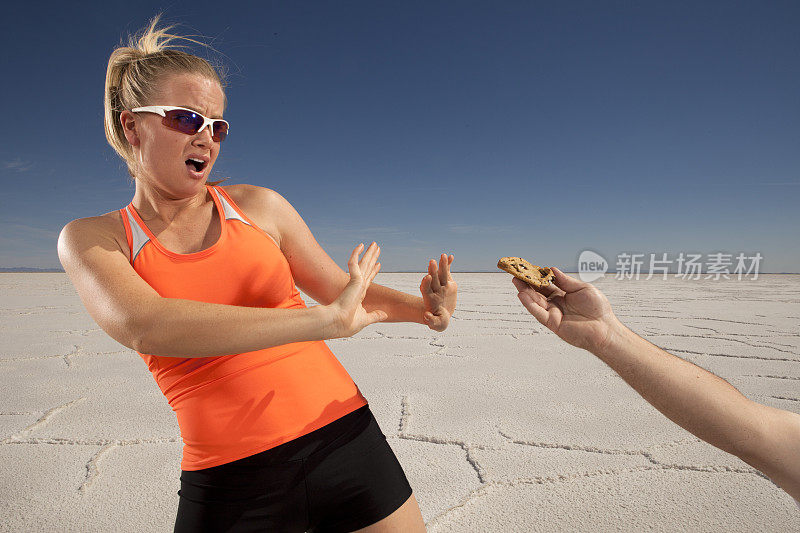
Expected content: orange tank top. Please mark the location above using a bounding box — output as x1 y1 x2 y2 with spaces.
119 184 367 471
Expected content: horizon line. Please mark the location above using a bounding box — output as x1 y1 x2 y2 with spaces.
1 268 799 275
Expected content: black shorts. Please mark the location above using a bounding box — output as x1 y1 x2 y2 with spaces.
173 406 413 532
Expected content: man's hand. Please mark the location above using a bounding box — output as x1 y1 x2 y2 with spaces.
513 267 619 351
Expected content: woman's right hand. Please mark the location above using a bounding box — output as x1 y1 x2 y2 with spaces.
324 242 388 339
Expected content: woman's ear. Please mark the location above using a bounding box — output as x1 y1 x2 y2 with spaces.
119 111 140 147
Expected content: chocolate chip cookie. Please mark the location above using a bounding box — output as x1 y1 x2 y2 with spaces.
497 257 555 287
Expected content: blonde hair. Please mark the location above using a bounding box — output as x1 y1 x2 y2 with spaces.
104 13 229 184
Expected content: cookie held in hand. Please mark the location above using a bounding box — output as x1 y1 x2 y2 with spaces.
497 257 555 288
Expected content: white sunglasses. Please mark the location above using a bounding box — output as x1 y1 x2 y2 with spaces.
131 105 230 142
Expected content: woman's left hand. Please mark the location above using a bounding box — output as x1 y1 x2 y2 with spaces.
420 253 457 332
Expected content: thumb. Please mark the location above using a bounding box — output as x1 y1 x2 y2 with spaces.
369 310 389 323
552 267 586 293
420 275 431 292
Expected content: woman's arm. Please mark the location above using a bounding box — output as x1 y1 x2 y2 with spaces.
255 185 454 327
363 283 426 324
57 218 384 358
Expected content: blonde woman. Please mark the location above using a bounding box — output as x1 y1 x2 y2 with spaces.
58 15 456 532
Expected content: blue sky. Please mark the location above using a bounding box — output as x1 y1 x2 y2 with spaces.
1 1 798 272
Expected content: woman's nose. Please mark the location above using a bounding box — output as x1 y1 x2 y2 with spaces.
194 124 214 144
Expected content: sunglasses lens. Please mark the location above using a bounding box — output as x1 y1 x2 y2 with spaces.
163 110 203 135
212 121 228 142
162 110 228 142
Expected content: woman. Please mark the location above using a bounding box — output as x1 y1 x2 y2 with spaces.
57 15 456 532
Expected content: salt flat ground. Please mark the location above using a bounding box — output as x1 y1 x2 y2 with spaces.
1 273 798 532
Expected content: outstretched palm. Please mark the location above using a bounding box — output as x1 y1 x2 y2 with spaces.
420 253 457 332
328 242 388 338
512 268 618 351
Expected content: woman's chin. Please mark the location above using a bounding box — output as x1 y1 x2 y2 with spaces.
186 164 206 181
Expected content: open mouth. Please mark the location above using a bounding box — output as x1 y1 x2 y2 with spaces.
185 158 207 173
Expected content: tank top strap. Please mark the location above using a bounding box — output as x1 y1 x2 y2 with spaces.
120 185 230 265
211 185 255 228
212 185 284 251
119 204 151 264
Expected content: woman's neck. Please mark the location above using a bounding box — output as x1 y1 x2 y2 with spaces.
131 180 210 224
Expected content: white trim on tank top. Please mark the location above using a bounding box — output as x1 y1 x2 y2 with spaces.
213 187 252 227
124 187 253 263
124 206 150 263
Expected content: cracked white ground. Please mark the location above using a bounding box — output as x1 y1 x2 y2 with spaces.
1 273 799 532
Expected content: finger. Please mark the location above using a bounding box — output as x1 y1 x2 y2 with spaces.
424 312 446 331
367 309 389 324
360 261 381 300
349 243 365 277
546 295 566 315
442 254 454 281
551 267 586 293
545 299 564 328
437 254 449 286
536 281 565 298
361 242 378 266
359 242 380 271
420 274 432 295
367 262 382 285
511 277 550 299
360 244 381 283
350 243 364 260
511 276 529 292
511 275 562 298
512 278 548 306
428 260 442 292
518 292 549 325
528 289 550 308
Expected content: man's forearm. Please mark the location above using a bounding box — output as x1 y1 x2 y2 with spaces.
593 320 766 460
363 283 425 324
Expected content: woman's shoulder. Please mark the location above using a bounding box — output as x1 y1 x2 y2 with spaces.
60 210 131 263
218 183 280 204
217 183 285 248
217 183 289 220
